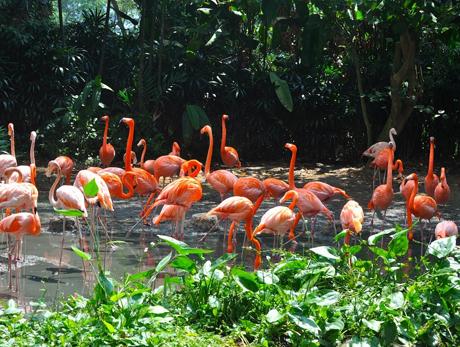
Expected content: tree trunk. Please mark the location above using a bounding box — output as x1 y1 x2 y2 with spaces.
377 29 421 141
111 0 126 36
352 46 372 147
98 0 112 77
58 0 64 42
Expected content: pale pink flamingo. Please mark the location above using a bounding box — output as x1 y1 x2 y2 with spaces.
434 221 458 240
137 139 155 175
53 156 74 185
0 168 38 213
0 123 17 180
73 169 113 211
340 200 364 245
362 128 397 158
7 131 37 185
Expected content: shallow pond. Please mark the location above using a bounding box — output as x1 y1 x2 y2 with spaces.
0 163 458 307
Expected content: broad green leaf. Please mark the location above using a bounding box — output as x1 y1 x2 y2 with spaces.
155 252 173 273
126 269 155 283
266 309 284 324
257 271 279 285
428 236 456 258
310 246 340 261
382 320 397 344
388 229 409 257
325 319 344 332
231 268 259 292
101 319 115 333
150 305 169 315
368 228 394 245
205 28 222 46
269 72 293 112
98 272 114 295
363 319 382 332
211 253 237 271
355 9 364 21
170 255 196 273
71 246 91 261
158 235 213 255
315 291 340 306
388 292 404 310
288 313 320 335
53 208 83 217
335 230 347 242
83 178 99 198
100 82 114 92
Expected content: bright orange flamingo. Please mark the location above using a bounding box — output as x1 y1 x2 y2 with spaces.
424 137 439 197
53 156 74 185
169 141 181 156
0 123 17 180
434 167 450 205
263 178 289 202
73 169 113 211
303 181 350 202
0 168 38 213
220 114 241 168
285 143 334 240
137 139 155 174
98 171 135 200
369 149 403 188
233 177 265 213
404 173 439 242
6 131 37 186
340 200 364 245
153 154 185 185
153 204 188 238
207 196 255 253
434 221 458 239
0 212 41 289
147 160 203 238
362 128 397 158
368 142 395 226
99 115 116 167
201 125 237 200
251 190 299 269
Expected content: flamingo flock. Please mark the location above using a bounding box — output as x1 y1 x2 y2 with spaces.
0 114 457 283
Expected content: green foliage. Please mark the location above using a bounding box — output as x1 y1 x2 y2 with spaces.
1 232 459 345
0 126 9 153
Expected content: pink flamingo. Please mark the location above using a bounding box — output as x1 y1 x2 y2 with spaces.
7 131 37 185
53 156 74 185
340 200 364 245
434 221 458 240
233 177 265 213
434 167 450 205
99 115 116 167
220 115 241 168
0 168 38 213
169 141 181 156
0 123 17 180
263 178 289 202
73 169 113 211
137 139 155 174
424 137 439 197
362 128 397 158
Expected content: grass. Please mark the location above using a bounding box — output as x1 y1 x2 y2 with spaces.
0 228 459 346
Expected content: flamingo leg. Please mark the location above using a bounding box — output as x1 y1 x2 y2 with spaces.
227 221 236 253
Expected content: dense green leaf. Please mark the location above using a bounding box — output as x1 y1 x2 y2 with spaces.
83 178 99 198
71 246 91 261
269 72 293 112
266 308 284 323
158 235 213 256
53 208 84 217
310 246 340 261
427 236 457 258
231 268 259 292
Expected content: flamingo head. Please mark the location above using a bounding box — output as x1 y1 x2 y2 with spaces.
45 160 60 177
101 115 109 122
430 136 435 144
200 125 211 135
7 123 14 136
172 141 180 154
180 159 203 178
222 114 229 121
440 167 446 180
390 128 397 137
137 139 146 147
284 143 297 152
30 131 37 142
279 189 298 204
405 173 418 183
120 117 134 126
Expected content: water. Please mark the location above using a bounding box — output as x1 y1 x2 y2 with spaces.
0 163 458 306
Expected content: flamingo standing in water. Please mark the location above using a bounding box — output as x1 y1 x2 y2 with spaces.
6 131 37 186
0 123 17 180
403 173 439 242
73 169 113 211
53 156 74 185
0 168 38 213
434 221 458 239
368 142 395 226
201 125 237 200
263 178 289 202
340 200 364 245
137 139 155 174
251 190 299 269
303 181 350 202
99 115 116 167
220 115 241 168
152 154 185 186
233 177 265 213
207 196 255 253
434 167 450 205
424 137 439 197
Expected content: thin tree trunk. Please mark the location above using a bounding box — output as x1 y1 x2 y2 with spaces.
58 0 64 42
111 0 126 36
352 46 372 147
98 0 112 77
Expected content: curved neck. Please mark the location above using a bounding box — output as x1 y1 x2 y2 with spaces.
49 166 61 208
288 148 297 189
288 193 298 210
102 117 109 147
204 128 213 176
220 116 227 155
140 141 146 167
124 122 134 171
389 130 395 146
392 159 403 174
30 164 36 186
440 168 447 188
30 135 36 165
428 141 434 176
407 176 418 234
121 173 135 199
386 148 394 188
10 128 15 158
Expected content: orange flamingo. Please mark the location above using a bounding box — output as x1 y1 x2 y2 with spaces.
169 141 181 156
368 142 395 225
99 115 116 167
251 190 299 269
303 181 350 202
153 154 185 185
201 125 237 200
137 139 155 174
0 123 17 180
207 196 255 253
340 200 364 245
263 178 289 202
233 177 265 213
73 169 113 211
424 137 439 197
0 168 38 213
53 156 74 185
404 173 439 241
98 171 135 200
434 221 458 239
7 131 37 185
434 167 450 205
362 128 397 158
220 114 241 168
153 204 188 238
369 149 403 188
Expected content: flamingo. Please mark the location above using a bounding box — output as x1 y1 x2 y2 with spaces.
251 190 299 269
73 169 113 211
220 114 241 168
6 131 37 186
137 139 155 174
434 167 450 205
368 142 395 225
201 125 237 200
340 200 364 245
207 196 255 253
0 123 17 180
303 181 350 202
263 178 289 202
98 171 135 200
362 128 397 158
153 204 187 239
434 221 458 240
53 156 74 185
424 137 439 197
369 149 403 188
99 115 116 167
169 141 181 156
404 173 439 241
233 177 265 213
0 168 38 213
153 154 185 185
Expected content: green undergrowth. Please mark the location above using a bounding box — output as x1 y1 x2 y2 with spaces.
0 228 459 346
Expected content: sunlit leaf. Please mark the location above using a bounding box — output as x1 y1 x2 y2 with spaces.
368 228 394 245
428 236 456 258
288 313 320 335
71 246 91 261
388 292 404 310
156 252 173 273
101 319 115 333
98 271 114 296
170 255 196 273
325 319 344 331
231 268 259 292
53 208 83 217
310 246 340 261
266 309 284 323
388 229 408 257
363 319 382 332
83 178 99 198
150 305 169 315
158 235 213 255
335 230 347 242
